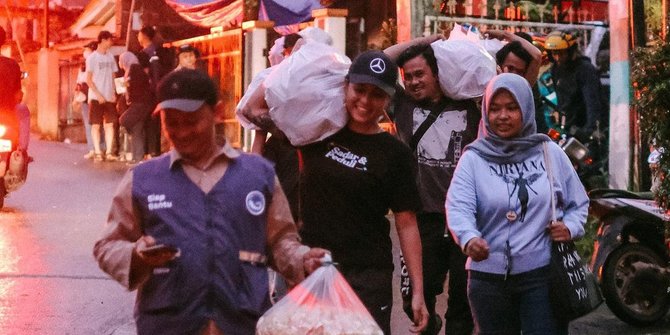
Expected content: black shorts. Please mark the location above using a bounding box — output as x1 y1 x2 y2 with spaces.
89 100 118 125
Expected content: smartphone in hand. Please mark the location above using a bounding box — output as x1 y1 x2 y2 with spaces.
139 244 179 257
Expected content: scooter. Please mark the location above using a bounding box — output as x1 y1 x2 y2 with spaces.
548 127 607 190
588 188 670 326
0 121 30 209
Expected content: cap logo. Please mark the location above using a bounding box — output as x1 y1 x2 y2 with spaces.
369 58 386 74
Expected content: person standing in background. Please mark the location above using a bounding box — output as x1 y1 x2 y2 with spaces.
86 30 118 162
250 33 303 221
138 26 168 158
385 38 478 335
545 29 604 140
174 44 200 71
76 41 98 159
489 30 545 133
118 51 153 164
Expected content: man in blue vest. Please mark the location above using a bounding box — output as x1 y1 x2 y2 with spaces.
94 69 328 335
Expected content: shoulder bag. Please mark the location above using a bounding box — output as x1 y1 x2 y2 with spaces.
544 142 603 321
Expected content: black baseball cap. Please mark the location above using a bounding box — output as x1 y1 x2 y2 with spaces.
155 69 218 113
177 44 199 56
347 50 398 96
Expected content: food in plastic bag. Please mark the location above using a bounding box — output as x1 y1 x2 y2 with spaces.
264 40 351 146
431 38 496 100
256 263 383 335
236 66 274 130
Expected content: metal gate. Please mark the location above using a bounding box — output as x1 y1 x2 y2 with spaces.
168 28 244 148
57 59 86 142
423 15 608 62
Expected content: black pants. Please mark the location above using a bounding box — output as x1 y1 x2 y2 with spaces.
145 114 161 156
403 213 473 335
341 267 393 335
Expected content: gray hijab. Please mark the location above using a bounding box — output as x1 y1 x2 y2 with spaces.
465 73 550 164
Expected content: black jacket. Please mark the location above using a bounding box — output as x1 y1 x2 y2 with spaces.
551 56 604 134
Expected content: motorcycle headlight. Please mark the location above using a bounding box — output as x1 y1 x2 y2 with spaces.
0 125 6 138
562 137 589 161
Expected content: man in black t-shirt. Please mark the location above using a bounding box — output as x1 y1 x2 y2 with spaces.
386 41 478 335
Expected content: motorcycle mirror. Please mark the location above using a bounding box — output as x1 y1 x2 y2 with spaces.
562 137 589 161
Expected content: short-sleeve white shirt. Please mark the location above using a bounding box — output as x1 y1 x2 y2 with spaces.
86 50 118 103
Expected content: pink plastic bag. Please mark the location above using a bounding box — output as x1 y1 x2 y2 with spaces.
256 263 382 335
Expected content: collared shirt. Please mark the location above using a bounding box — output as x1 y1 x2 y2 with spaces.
93 142 309 335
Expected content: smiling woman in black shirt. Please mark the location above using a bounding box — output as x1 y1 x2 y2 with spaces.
300 50 428 335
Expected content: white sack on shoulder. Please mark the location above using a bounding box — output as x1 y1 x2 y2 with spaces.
236 66 274 130
481 38 505 59
431 39 497 100
264 40 351 146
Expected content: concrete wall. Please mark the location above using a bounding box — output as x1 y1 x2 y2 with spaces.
37 49 60 139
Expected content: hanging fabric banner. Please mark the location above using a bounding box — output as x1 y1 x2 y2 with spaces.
258 0 322 27
166 0 243 28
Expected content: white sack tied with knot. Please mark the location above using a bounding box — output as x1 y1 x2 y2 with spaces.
264 40 351 146
431 25 497 100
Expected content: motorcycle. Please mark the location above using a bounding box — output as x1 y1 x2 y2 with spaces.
0 120 30 209
588 188 670 326
547 127 607 190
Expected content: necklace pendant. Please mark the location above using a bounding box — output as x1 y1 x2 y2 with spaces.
506 210 517 221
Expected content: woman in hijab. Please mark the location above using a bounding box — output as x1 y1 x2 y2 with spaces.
118 51 153 163
446 73 588 334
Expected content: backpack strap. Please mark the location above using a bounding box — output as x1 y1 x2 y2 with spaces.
410 108 441 152
409 97 454 151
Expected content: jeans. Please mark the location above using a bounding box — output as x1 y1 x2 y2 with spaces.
81 102 94 152
128 120 146 162
468 266 568 335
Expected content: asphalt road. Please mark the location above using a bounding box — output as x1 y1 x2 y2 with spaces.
1 136 667 334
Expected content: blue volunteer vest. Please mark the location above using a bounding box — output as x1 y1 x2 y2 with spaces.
131 153 275 335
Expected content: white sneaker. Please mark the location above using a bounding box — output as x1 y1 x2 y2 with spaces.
84 151 95 159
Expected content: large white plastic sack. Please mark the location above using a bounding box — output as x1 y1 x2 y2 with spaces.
448 23 482 43
236 67 274 130
481 38 505 59
298 26 333 46
431 39 496 100
264 40 351 146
